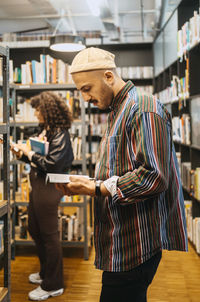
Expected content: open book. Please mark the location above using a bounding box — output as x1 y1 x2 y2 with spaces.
46 173 94 184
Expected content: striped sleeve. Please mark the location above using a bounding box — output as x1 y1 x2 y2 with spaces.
116 112 171 203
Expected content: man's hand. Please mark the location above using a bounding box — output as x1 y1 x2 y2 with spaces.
55 176 96 196
55 176 111 197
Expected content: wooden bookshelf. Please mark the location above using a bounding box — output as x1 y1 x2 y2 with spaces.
10 83 92 260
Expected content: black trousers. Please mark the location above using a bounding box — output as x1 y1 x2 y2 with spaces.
28 169 64 291
100 251 162 302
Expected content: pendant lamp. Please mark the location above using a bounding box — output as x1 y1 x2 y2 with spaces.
50 35 86 52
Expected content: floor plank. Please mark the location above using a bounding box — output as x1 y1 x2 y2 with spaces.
9 242 200 301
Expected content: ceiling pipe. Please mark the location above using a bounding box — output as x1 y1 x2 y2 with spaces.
0 10 159 20
140 0 145 39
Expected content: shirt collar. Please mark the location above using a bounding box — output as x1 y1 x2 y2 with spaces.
109 80 134 111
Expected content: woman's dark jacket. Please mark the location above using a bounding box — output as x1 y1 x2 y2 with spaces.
21 129 74 175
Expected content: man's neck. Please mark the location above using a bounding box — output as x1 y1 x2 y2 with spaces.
113 78 126 97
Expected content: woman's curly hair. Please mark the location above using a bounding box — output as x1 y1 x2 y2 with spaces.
30 91 73 133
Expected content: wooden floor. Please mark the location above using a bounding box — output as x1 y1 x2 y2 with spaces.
9 242 200 302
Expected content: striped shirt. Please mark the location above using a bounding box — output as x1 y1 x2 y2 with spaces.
94 81 188 272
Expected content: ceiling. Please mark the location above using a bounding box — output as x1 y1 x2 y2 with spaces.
0 0 181 45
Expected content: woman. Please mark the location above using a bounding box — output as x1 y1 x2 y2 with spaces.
13 91 74 300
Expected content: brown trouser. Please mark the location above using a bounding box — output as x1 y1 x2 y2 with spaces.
28 168 64 291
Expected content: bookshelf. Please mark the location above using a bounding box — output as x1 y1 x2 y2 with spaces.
153 0 200 254
0 45 11 302
10 83 92 260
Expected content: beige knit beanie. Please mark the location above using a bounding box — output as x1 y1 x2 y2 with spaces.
70 47 116 74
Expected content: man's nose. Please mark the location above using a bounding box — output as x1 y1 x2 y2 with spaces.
82 93 91 102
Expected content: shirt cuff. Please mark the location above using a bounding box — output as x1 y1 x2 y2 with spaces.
103 176 119 197
28 151 35 161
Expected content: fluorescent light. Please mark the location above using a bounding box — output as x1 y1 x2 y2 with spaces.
50 35 86 52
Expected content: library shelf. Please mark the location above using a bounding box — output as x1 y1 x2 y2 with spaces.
123 78 153 85
191 144 200 151
15 200 88 208
15 238 87 248
15 230 92 248
14 83 76 91
10 83 92 261
0 40 50 49
10 122 38 127
153 0 200 256
0 45 10 301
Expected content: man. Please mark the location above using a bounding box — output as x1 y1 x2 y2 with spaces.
57 47 188 302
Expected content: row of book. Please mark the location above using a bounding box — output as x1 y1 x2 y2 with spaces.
7 90 82 124
155 70 189 105
180 162 200 201
0 58 153 85
88 113 107 136
178 10 200 60
116 66 153 79
17 208 84 242
172 114 191 145
185 201 200 254
0 55 73 85
58 209 84 241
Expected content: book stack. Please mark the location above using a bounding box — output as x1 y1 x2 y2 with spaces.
184 200 200 254
117 66 153 79
156 66 189 105
19 213 28 239
58 208 84 241
178 10 200 60
9 54 73 85
172 114 190 144
16 98 38 122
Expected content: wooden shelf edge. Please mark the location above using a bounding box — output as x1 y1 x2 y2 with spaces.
15 201 86 207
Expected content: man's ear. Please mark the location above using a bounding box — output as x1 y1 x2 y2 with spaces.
104 70 115 86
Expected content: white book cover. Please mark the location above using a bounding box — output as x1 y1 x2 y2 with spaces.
21 64 27 84
68 217 73 241
9 60 14 83
46 173 92 184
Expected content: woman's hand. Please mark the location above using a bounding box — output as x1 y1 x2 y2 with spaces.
15 143 30 157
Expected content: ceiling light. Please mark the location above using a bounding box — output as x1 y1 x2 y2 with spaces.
50 35 86 52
